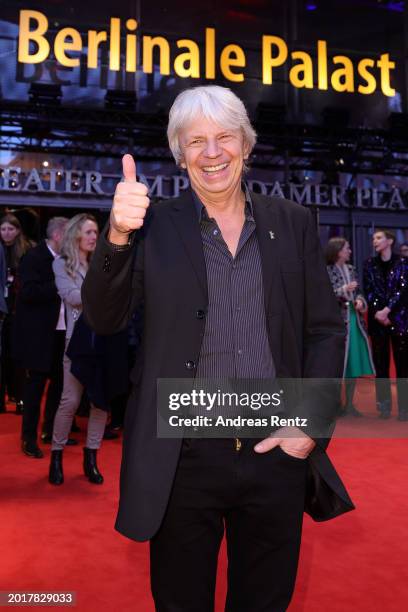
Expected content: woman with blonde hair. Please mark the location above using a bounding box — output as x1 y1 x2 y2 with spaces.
0 213 32 412
49 213 108 485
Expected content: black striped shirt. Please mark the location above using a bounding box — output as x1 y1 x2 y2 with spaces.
193 188 276 380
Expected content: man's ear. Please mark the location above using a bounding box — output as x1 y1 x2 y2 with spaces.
243 141 251 161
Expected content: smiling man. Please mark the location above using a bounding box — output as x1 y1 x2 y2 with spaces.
82 86 354 612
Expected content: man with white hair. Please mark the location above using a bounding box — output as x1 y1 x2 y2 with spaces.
14 216 72 458
83 86 353 611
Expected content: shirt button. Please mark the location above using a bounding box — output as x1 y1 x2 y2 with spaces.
237 349 243 355
196 309 205 319
185 360 196 370
213 229 219 236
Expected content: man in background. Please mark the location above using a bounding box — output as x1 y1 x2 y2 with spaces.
363 229 408 420
399 241 408 258
13 217 72 457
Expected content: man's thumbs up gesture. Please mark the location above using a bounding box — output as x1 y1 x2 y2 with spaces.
109 154 150 244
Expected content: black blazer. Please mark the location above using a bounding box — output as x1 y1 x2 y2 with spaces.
13 241 62 372
82 191 354 542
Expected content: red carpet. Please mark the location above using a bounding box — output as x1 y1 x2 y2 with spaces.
1 387 408 611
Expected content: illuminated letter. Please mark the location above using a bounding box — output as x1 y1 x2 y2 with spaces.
174 39 200 78
88 30 108 69
54 27 82 67
317 40 328 90
22 169 44 191
126 19 137 72
389 188 404 209
205 28 216 79
377 53 396 97
262 36 287 85
143 36 170 75
110 18 121 71
358 58 376 95
18 10 50 64
220 44 245 82
289 51 313 89
331 56 354 92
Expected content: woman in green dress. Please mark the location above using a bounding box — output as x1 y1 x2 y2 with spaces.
326 237 375 416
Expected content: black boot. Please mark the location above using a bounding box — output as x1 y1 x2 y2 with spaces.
15 401 24 415
49 450 64 485
83 448 104 484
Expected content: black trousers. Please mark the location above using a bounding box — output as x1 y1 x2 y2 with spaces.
0 314 25 407
150 438 307 612
371 333 408 415
21 331 65 444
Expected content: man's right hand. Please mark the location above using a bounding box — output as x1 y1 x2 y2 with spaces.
109 154 150 244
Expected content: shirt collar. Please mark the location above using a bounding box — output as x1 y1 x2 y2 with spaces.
192 183 254 222
46 240 58 259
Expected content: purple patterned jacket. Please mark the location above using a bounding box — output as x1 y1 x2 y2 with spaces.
363 254 408 337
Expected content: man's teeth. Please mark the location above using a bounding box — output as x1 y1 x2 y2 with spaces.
203 163 228 173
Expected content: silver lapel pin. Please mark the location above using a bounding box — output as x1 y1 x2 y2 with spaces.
269 231 275 240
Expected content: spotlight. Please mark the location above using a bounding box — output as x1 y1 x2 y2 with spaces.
28 83 62 106
105 89 137 110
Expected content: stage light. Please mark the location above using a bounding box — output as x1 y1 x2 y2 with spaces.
28 83 62 106
42 160 49 167
105 89 137 110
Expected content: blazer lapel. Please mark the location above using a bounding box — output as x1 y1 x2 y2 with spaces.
251 192 283 372
251 193 281 315
169 191 208 303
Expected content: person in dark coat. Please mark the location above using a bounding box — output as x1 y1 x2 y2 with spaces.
66 313 129 413
83 86 354 612
363 229 408 420
13 217 68 457
0 243 7 408
0 213 32 412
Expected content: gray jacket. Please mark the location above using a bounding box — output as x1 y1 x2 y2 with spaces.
52 257 86 339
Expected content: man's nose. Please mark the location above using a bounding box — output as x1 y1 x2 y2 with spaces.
204 139 221 158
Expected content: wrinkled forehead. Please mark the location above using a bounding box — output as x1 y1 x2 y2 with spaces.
179 115 243 141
